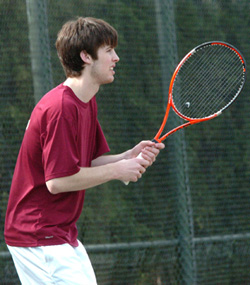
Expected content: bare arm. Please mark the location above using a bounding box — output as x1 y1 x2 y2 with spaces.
46 158 147 194
46 141 165 194
91 141 165 167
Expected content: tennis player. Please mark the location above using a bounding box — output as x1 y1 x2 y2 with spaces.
4 17 164 284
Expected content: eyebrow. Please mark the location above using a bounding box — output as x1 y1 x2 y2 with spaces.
104 45 113 50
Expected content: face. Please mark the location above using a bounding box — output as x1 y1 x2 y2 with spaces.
90 45 120 85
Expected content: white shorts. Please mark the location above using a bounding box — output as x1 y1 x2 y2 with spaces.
7 241 97 285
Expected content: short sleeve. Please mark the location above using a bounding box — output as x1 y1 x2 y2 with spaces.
92 120 110 160
41 116 80 181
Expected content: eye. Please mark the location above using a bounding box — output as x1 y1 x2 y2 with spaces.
105 45 114 52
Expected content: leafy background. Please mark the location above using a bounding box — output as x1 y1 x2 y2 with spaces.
0 0 250 284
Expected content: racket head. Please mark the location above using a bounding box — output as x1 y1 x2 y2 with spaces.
154 41 246 142
171 41 246 120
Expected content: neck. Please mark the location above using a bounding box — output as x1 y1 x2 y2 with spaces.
63 76 100 103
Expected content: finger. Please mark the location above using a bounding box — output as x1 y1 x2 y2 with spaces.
143 147 159 158
140 150 157 165
140 166 146 174
155 143 165 150
135 156 150 166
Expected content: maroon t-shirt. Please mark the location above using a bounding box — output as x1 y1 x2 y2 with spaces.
4 83 110 247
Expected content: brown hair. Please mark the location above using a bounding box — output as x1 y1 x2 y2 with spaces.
56 17 118 77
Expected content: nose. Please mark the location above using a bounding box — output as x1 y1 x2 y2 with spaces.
113 50 120 62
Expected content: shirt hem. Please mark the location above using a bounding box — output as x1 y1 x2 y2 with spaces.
5 239 79 247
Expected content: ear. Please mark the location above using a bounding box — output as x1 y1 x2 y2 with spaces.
80 51 92 64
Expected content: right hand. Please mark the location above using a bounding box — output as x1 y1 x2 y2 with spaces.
116 157 148 183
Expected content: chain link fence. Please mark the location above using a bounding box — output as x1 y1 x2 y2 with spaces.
1 0 250 284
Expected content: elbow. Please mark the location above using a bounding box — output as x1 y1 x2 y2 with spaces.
46 179 61 195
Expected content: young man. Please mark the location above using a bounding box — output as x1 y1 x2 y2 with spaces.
4 17 164 284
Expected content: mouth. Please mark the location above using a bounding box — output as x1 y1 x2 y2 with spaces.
110 66 115 74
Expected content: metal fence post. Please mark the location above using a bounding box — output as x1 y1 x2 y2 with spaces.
25 0 53 103
154 0 196 283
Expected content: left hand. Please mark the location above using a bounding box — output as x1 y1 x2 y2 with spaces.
131 140 165 168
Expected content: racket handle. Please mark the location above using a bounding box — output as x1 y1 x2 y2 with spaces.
123 152 143 185
123 139 158 185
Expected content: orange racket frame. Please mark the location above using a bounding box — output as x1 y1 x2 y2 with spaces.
153 42 246 143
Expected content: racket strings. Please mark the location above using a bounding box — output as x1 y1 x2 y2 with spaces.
192 62 243 116
175 48 243 117
172 45 245 119
177 49 241 115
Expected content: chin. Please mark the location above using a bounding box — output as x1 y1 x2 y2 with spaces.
102 77 115 85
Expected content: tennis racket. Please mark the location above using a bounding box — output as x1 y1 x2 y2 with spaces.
125 41 246 185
